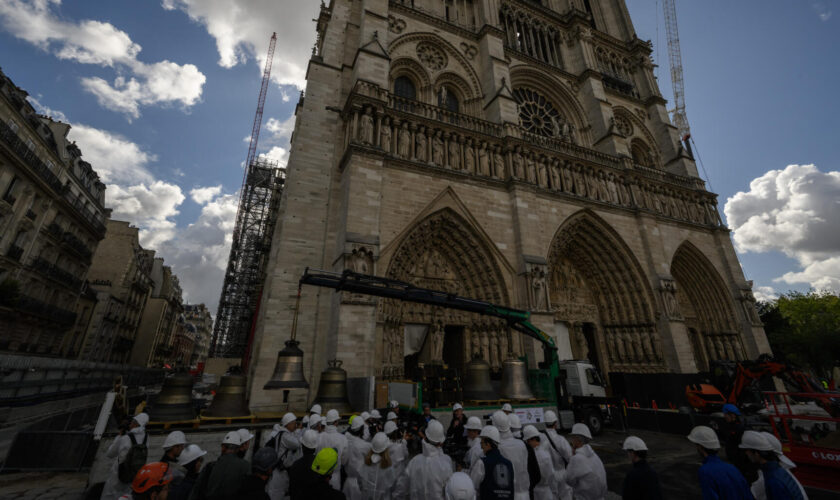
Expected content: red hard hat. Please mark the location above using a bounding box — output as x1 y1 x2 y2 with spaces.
132 462 173 493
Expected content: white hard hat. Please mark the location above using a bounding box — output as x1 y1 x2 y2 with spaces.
453 403 463 411
301 429 319 449
570 423 592 440
310 404 322 415
465 416 483 431
302 415 310 425
237 428 254 443
281 412 297 427
761 432 795 468
687 426 720 449
325 409 340 423
387 412 397 421
360 411 370 421
384 421 398 435
502 403 513 412
522 425 541 441
390 400 399 408
508 413 522 430
544 410 558 425
222 431 242 446
309 415 323 428
371 432 389 454
177 444 207 466
480 425 501 444
445 471 477 500
370 409 382 419
739 430 774 451
623 436 648 451
133 413 150 427
425 420 445 444
351 416 366 430
163 430 187 449
492 411 510 432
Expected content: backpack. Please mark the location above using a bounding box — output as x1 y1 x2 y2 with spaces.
118 432 148 483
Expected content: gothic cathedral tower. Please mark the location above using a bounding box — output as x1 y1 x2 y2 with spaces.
248 0 770 411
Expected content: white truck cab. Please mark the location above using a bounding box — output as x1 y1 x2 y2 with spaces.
559 360 607 398
556 360 610 435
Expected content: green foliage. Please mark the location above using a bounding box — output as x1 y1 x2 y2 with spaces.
0 278 21 306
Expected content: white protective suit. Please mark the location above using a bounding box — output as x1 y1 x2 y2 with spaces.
394 440 454 499
343 433 372 500
267 429 302 500
358 459 400 499
565 444 607 500
388 439 409 473
101 426 146 500
464 437 482 469
498 430 530 500
540 429 573 500
531 446 555 500
317 425 349 490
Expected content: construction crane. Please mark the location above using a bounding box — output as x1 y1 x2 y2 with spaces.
662 0 691 152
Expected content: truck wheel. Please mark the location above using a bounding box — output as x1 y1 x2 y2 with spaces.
585 410 603 436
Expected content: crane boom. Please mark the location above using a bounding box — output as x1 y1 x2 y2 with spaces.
662 0 690 141
245 32 277 171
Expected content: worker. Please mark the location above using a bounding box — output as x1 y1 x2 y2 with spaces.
446 403 468 447
360 412 372 441
161 431 188 465
310 404 322 421
540 410 573 500
492 410 530 500
310 414 324 433
318 409 349 490
102 412 149 500
369 409 383 435
300 415 309 435
468 425 513 499
384 420 409 471
344 415 372 500
722 404 754 482
501 403 513 415
188 430 250 500
740 431 806 500
523 425 553 500
169 444 206 500
266 413 302 500
686 425 752 500
420 402 436 424
620 436 663 500
120 462 173 500
288 429 320 500
463 416 484 469
394 419 453 499
508 414 522 439
445 471 476 500
309 448 347 499
387 411 399 426
238 447 277 500
565 423 607 500
358 432 399 499
237 428 255 459
750 432 801 500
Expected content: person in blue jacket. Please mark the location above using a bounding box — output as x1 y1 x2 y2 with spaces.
740 431 806 500
687 426 753 500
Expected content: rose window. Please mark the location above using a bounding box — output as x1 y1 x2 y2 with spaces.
513 88 564 137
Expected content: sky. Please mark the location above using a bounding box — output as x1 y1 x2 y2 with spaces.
0 0 837 313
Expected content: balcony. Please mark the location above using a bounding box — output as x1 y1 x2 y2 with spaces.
2 192 16 206
61 231 93 261
25 209 37 221
6 244 23 261
15 294 76 326
46 222 63 239
31 257 84 291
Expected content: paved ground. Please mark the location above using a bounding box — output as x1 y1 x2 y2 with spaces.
0 472 87 500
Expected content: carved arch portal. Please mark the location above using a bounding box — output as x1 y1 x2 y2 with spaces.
547 210 665 374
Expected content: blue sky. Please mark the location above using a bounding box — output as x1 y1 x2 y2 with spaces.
0 0 837 312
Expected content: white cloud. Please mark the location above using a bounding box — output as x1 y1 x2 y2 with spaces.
66 124 156 185
107 181 186 248
0 0 206 119
27 96 68 122
265 115 296 143
161 0 318 88
259 146 289 168
725 164 840 293
812 2 832 21
190 185 222 204
753 286 778 303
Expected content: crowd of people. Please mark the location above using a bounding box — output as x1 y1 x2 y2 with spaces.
101 401 807 500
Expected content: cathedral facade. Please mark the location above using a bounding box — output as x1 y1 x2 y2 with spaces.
247 0 770 411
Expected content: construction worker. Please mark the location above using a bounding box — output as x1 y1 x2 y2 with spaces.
188 430 250 500
309 404 322 422
686 425 752 500
102 412 149 500
358 432 400 499
394 419 453 499
288 430 320 500
310 415 324 433
318 409 349 490
468 425 513 499
540 410 573 500
344 415 372 500
565 423 607 500
310 448 346 499
740 431 807 500
369 409 383 435
463 416 484 469
386 411 399 426
239 447 278 500
169 444 207 500
384 420 409 471
722 404 753 482
445 471 477 500
621 436 662 500
236 428 255 459
447 403 468 447
161 431 188 464
119 462 173 500
492 411 529 500
266 413 302 500
501 403 513 415
508 414 523 439
523 426 553 500
751 432 799 500
300 415 309 435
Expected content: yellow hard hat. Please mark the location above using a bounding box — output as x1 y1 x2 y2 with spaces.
311 448 338 476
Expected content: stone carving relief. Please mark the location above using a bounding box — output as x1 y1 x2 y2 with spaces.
459 42 478 60
739 288 762 326
416 42 447 70
358 107 374 145
388 15 406 34
659 278 682 320
397 122 411 158
614 114 633 137
380 116 392 153
348 246 374 274
525 264 549 311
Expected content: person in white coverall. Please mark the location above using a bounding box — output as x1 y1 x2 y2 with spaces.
508 414 523 439
384 420 409 473
565 423 607 500
445 472 477 500
394 419 453 499
359 432 400 500
317 409 349 490
540 410 573 500
523 426 554 500
492 410 530 500
101 413 149 500
463 416 484 469
344 416 372 500
266 412 301 500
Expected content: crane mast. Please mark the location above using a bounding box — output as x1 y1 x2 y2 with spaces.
662 0 690 142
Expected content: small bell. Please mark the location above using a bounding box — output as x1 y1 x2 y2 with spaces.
312 359 353 414
149 373 196 422
463 355 498 401
499 358 535 400
264 340 310 390
205 374 251 417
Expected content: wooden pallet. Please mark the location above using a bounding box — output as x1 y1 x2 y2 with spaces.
198 413 256 425
463 399 505 407
147 418 201 430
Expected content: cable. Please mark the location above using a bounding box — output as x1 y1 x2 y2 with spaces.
689 136 713 194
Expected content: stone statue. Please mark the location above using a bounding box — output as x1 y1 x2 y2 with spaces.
359 108 374 144
489 330 500 368
493 146 505 178
429 320 444 362
415 126 427 162
498 327 510 359
349 247 372 274
526 154 537 184
529 267 547 310
552 116 562 137
448 137 461 169
397 121 411 158
380 117 392 153
432 131 444 165
478 142 489 176
549 159 561 191
470 324 481 358
464 139 475 174
606 173 619 204
561 162 574 193
512 149 524 179
537 157 548 188
572 165 586 196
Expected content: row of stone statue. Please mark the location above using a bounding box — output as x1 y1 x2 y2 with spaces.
703 333 746 362
601 326 664 365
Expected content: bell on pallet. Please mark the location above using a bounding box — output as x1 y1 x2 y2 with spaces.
149 373 196 422
463 355 497 401
499 357 535 400
312 359 353 415
264 286 310 402
204 374 251 418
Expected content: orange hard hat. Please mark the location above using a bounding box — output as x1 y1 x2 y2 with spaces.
132 462 173 493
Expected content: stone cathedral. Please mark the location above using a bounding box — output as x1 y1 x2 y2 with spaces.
247 0 770 411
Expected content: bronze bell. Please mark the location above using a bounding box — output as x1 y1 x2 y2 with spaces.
463 355 498 401
149 373 196 421
499 358 535 400
264 340 309 390
204 374 251 418
312 359 353 414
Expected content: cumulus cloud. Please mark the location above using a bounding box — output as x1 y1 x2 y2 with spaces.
190 185 222 204
812 2 832 21
0 0 206 119
753 286 779 303
259 146 289 168
724 164 840 293
107 181 186 247
265 115 296 143
66 124 156 185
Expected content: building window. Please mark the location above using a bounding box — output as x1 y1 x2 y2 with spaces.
9 120 19 133
631 139 655 168
25 138 35 151
513 87 566 137
394 76 417 100
437 86 459 112
3 176 18 204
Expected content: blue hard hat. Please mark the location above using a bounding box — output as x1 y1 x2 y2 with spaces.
722 404 741 416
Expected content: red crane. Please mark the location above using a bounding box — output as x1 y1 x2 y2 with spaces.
244 32 277 186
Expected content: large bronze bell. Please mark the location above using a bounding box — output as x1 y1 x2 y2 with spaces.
312 359 353 414
264 340 309 390
204 374 251 417
463 355 498 401
499 358 535 400
149 373 196 421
